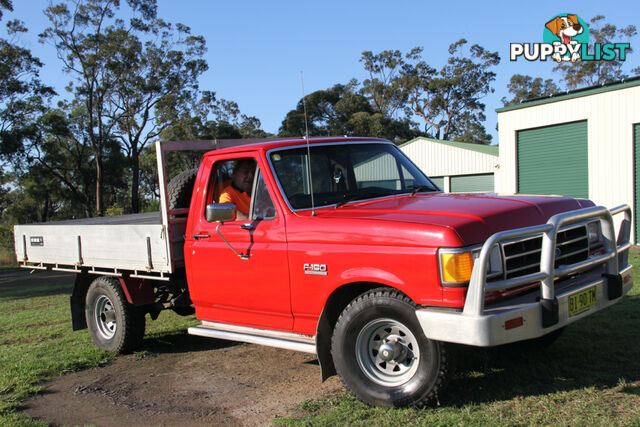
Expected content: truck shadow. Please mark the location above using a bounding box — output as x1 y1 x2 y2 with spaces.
138 330 240 354
444 292 640 406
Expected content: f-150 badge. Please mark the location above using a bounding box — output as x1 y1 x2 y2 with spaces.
304 263 327 276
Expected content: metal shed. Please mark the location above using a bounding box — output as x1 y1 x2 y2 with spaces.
400 137 499 193
495 77 640 242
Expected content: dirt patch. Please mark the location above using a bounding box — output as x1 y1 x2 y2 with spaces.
21 337 343 426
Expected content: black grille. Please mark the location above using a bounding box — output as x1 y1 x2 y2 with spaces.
501 225 589 280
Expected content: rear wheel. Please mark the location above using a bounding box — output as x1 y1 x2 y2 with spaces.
85 276 145 353
331 288 449 407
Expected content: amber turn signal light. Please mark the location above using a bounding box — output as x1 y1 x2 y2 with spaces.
440 252 474 284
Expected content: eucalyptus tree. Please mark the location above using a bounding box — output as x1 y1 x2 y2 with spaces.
41 0 210 214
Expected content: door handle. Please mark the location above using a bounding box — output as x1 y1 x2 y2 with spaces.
192 233 211 240
240 223 255 230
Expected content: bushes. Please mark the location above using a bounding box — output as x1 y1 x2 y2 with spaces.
0 224 16 267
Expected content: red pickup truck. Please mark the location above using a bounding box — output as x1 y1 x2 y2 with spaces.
14 137 633 407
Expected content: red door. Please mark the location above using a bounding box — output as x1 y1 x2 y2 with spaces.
185 156 292 330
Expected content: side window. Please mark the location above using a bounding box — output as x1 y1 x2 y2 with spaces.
209 158 256 221
250 171 277 220
207 157 276 221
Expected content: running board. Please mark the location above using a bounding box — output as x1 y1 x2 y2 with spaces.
188 322 317 354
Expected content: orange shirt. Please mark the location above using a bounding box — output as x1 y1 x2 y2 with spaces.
218 185 250 216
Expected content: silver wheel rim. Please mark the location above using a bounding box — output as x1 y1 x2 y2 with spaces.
94 294 117 340
355 318 420 387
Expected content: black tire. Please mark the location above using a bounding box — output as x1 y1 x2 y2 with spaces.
331 288 449 408
85 276 146 353
167 168 198 210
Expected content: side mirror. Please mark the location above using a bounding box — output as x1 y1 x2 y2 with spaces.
206 203 236 223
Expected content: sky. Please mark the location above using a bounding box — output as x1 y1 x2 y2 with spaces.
5 0 640 144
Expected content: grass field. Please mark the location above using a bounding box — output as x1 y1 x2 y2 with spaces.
0 254 639 425
0 275 198 426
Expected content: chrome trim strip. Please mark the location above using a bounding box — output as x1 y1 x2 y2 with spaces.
505 262 539 275
20 262 47 270
188 322 316 354
485 271 548 292
504 248 541 260
557 235 588 247
556 247 589 260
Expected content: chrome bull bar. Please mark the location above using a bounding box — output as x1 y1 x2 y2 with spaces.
464 204 632 318
415 204 632 347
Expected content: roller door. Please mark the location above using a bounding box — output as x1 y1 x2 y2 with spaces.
450 174 494 192
429 176 444 190
517 121 588 199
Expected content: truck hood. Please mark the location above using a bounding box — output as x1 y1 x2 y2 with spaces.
318 192 594 245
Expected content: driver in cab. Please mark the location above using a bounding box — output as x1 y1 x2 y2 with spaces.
218 158 255 221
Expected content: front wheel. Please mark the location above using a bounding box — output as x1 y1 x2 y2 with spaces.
331 288 449 407
85 276 146 353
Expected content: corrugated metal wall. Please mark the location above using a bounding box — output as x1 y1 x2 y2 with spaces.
353 152 399 181
635 124 640 241
497 84 640 242
401 139 498 177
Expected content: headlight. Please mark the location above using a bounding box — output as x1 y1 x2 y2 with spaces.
439 245 503 285
587 220 603 247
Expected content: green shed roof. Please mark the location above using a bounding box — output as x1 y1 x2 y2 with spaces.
399 137 499 156
496 76 640 113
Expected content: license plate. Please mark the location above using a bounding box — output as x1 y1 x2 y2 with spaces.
568 287 597 317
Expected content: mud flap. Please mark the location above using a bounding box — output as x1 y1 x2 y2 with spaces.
604 273 623 300
70 271 92 330
540 297 559 328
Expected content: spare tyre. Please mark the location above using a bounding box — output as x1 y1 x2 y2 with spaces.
167 168 198 210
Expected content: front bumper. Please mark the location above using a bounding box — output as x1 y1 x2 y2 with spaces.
417 205 633 347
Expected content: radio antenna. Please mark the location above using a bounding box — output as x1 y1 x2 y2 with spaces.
301 71 316 216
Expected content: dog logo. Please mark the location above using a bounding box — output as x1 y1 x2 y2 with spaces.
543 13 589 62
511 14 630 63
545 14 583 45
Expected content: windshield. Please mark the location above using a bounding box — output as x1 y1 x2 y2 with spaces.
269 143 439 210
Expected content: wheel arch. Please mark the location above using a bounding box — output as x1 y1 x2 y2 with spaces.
315 281 411 381
71 272 156 331
118 275 155 306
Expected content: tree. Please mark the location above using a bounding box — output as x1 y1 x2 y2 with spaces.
405 40 500 143
554 15 637 89
0 7 54 161
279 83 363 136
501 74 560 106
27 108 127 218
360 48 427 118
106 17 209 212
279 83 419 143
40 0 159 215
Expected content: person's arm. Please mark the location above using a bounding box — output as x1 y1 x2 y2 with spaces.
219 190 249 220
235 210 249 221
